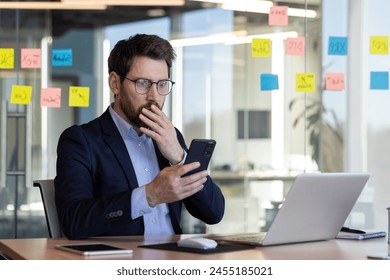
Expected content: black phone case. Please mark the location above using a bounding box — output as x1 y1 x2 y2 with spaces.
183 139 216 176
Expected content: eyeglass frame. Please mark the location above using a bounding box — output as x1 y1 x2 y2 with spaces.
122 76 175 96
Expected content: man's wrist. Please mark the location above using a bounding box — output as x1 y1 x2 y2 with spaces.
145 183 158 207
169 149 187 165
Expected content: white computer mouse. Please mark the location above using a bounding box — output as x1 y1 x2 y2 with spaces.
177 237 218 250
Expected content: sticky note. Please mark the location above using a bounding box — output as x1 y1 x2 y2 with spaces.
370 36 388 55
296 73 315 93
260 74 279 91
370 71 389 90
0 48 15 69
252 38 272 57
10 85 33 104
286 37 305 56
269 6 288 26
52 49 73 66
325 73 345 91
41 88 61 108
21 48 41 68
328 37 348 55
69 86 90 107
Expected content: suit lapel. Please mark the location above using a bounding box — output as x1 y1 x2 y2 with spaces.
99 109 139 190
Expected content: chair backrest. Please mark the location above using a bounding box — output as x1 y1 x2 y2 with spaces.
33 179 62 238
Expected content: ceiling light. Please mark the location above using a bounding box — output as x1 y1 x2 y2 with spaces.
0 0 185 10
0 1 107 10
190 0 317 18
170 30 298 47
147 9 167 17
63 0 185 6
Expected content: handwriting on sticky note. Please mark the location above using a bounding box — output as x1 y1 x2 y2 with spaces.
21 48 41 68
328 37 348 55
52 49 73 66
260 74 279 91
69 86 90 107
269 6 288 26
325 73 345 91
41 88 61 108
296 73 315 93
286 37 305 56
252 38 272 57
0 48 15 69
11 85 33 104
370 71 389 90
370 36 388 55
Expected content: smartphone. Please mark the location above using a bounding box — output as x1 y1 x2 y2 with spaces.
183 139 216 176
55 243 133 256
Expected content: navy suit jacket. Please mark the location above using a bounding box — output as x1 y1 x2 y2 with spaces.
54 108 225 240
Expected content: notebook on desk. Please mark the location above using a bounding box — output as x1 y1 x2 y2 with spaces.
215 172 370 246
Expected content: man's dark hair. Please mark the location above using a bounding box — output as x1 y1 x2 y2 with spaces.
108 34 176 80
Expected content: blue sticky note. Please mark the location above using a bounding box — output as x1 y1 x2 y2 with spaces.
52 49 73 67
260 74 279 91
370 71 389 90
328 36 348 55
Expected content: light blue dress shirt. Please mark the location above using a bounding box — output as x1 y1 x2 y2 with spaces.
109 105 175 235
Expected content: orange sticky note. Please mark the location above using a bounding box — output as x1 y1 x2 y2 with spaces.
41 88 61 108
269 6 288 26
296 73 315 93
370 36 388 54
325 73 345 91
286 37 305 56
69 86 90 107
252 38 272 57
0 48 15 69
11 85 33 104
21 48 41 68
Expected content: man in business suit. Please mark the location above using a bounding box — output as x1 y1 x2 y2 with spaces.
54 34 225 240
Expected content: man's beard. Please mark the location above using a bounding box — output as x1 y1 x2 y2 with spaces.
120 99 161 129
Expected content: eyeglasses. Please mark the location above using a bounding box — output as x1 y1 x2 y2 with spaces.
123 77 175 96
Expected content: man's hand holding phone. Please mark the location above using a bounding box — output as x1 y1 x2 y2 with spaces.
145 162 208 207
145 139 216 207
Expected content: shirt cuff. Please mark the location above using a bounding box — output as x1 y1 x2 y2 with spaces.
131 185 152 220
169 149 187 166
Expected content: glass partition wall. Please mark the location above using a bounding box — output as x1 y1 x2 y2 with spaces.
0 0 386 239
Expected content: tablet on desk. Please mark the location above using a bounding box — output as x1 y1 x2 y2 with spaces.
55 244 133 256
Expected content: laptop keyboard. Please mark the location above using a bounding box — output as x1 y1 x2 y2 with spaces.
227 233 267 242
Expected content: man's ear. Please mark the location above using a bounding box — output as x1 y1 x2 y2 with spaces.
108 72 120 94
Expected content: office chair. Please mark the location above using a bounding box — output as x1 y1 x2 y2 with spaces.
0 252 9 260
33 179 63 238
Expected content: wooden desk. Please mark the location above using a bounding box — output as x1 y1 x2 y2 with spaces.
0 235 388 260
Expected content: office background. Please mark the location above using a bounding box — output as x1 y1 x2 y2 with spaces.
0 0 388 239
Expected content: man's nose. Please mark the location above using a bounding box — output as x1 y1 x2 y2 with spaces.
147 83 160 99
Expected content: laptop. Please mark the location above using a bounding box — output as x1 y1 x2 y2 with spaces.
214 172 370 246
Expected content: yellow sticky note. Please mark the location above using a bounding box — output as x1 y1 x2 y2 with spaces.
11 85 33 104
370 36 388 54
69 86 90 107
0 48 15 69
296 73 315 93
252 38 272 57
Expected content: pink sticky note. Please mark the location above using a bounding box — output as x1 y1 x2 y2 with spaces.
41 88 61 108
21 48 41 68
325 73 345 91
286 37 305 56
269 6 288 26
